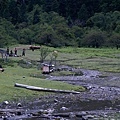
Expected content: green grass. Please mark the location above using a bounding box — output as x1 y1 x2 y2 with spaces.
54 47 120 72
0 65 84 102
6 45 120 73
0 45 120 102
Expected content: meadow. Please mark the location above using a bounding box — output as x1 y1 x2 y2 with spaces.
0 45 120 102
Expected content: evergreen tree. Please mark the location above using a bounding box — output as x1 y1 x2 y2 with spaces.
78 4 88 25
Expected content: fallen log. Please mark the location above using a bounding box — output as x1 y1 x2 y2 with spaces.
15 83 29 88
14 83 80 94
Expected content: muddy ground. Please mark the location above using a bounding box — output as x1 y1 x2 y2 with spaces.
0 68 120 120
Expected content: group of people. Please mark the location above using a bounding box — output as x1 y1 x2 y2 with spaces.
6 47 26 57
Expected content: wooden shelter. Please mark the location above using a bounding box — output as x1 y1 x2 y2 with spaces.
42 63 54 74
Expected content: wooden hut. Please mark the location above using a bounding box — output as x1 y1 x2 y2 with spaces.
42 63 54 74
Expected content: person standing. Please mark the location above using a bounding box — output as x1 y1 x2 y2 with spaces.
9 50 13 56
22 48 25 56
14 48 17 56
6 47 9 56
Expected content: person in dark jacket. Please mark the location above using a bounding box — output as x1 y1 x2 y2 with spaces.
14 48 17 56
9 50 13 57
22 48 25 56
6 47 9 56
0 65 4 72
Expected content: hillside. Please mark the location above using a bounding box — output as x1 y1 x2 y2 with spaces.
0 0 120 48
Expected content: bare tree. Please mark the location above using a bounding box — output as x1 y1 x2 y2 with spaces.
40 46 50 63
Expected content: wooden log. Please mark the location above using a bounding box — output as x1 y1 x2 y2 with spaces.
14 83 29 88
14 83 80 94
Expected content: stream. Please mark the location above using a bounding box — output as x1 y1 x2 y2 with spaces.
0 69 120 120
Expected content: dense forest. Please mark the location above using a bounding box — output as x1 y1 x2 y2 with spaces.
0 0 120 48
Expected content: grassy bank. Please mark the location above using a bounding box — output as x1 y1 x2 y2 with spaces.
0 65 84 102
54 47 120 72
6 45 120 73
0 45 120 102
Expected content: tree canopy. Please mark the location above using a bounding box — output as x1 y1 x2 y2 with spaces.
0 0 120 48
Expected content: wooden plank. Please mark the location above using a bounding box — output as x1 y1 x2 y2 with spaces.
15 83 80 94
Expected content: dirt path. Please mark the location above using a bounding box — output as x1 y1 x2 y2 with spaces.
0 69 120 120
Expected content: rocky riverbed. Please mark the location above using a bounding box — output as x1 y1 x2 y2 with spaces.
0 68 120 120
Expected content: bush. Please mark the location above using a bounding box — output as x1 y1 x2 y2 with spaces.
18 59 33 68
0 59 17 67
